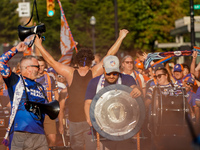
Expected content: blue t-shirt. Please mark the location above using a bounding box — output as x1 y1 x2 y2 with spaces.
85 73 136 100
4 72 46 135
187 90 196 108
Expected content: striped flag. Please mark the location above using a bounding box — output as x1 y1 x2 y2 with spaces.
57 0 77 65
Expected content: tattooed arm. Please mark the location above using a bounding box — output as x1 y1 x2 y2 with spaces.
0 42 26 78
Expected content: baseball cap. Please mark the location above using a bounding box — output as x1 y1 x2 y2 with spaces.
154 63 165 72
135 62 144 69
103 55 120 74
184 77 195 85
173 64 183 72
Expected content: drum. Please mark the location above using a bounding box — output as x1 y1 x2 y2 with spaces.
150 86 188 137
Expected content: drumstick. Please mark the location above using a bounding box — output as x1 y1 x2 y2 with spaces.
62 133 66 147
137 131 140 150
96 132 100 150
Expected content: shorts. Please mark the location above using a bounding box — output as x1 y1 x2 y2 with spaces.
11 131 48 150
43 115 57 135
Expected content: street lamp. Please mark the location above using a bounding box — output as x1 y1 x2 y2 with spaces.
190 0 195 48
114 0 119 40
90 16 96 54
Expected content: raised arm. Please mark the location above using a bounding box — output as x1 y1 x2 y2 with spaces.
34 36 74 85
0 42 26 78
105 29 129 56
166 63 176 83
195 63 200 78
190 51 199 78
92 29 129 77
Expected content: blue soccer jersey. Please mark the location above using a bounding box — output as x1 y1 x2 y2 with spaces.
4 72 46 134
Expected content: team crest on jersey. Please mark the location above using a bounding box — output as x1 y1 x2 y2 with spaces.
162 88 169 96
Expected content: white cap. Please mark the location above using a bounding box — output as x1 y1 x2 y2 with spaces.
103 55 120 73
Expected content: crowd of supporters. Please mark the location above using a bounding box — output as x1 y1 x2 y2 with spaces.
1 44 200 150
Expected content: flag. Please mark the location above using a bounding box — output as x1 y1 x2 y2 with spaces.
58 53 74 65
57 0 77 65
23 47 32 56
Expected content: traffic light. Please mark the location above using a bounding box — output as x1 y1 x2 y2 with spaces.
47 0 55 17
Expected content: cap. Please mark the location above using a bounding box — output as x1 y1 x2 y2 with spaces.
184 77 195 85
154 63 165 72
103 55 120 73
173 64 183 72
135 62 144 69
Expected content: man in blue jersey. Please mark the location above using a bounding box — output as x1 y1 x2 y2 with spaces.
0 42 48 150
84 55 141 150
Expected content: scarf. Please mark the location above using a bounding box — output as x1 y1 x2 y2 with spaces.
2 75 24 146
96 74 122 93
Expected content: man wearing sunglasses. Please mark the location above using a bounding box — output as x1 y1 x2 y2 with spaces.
0 43 49 150
84 55 141 150
183 77 195 93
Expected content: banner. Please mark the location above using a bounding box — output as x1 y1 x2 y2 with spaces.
144 47 200 69
57 0 77 65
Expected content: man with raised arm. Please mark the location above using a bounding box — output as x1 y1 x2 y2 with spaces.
0 43 49 150
84 55 141 150
34 29 129 150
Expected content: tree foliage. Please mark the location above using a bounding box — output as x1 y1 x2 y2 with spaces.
0 0 19 43
1 0 200 58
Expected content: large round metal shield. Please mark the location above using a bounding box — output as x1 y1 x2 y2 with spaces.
90 84 145 141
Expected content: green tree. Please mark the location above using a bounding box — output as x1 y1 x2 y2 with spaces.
0 0 19 43
117 0 189 53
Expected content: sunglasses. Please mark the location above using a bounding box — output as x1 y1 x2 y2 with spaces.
58 75 64 78
154 74 165 79
124 61 133 64
106 72 119 76
186 82 193 87
28 65 40 69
